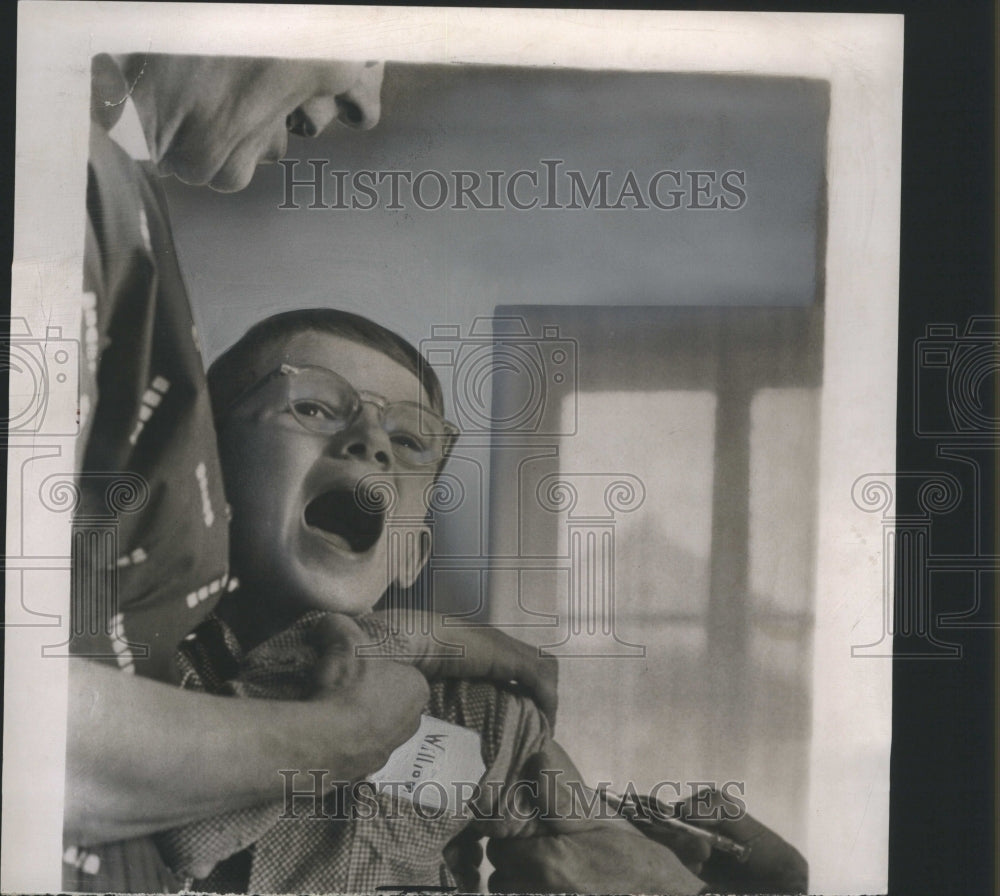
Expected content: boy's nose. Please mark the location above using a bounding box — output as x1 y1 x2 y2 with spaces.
333 405 392 468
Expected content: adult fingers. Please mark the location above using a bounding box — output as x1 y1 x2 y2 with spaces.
482 629 559 727
443 830 483 892
517 646 559 728
487 836 558 894
676 789 808 894
636 820 712 875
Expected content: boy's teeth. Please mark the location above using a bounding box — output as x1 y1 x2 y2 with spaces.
316 530 352 552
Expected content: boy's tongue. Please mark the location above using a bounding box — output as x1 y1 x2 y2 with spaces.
304 485 385 553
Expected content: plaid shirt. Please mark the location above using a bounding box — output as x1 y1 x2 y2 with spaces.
156 610 551 893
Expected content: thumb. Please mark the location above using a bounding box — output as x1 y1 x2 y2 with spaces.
306 612 364 653
305 613 364 693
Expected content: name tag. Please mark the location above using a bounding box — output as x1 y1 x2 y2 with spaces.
368 715 485 814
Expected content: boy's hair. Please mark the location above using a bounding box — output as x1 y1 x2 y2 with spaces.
207 308 446 425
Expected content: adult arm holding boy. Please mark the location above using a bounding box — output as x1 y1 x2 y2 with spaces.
66 617 428 844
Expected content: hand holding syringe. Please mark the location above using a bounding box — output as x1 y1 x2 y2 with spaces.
604 789 753 862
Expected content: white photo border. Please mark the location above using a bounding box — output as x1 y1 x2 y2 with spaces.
5 6 902 893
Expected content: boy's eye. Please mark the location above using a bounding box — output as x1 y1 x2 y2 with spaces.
390 432 427 454
291 399 341 422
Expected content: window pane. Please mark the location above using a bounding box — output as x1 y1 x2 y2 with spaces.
553 390 718 789
748 387 821 615
560 390 718 621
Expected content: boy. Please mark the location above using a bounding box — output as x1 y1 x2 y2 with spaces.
155 309 801 894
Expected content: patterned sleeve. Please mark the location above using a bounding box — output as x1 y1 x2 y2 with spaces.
75 124 231 682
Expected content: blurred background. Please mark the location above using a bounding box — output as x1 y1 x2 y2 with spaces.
166 62 828 855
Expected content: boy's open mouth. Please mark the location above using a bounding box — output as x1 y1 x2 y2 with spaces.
304 485 385 554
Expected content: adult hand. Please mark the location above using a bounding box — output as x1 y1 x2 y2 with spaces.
486 745 706 895
373 610 559 726
306 614 429 779
664 788 809 895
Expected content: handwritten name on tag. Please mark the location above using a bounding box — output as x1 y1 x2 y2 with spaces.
368 715 485 814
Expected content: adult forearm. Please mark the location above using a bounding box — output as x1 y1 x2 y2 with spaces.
65 659 417 844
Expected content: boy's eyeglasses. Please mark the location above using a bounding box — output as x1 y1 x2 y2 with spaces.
229 363 459 468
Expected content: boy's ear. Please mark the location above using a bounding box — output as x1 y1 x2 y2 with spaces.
393 525 432 590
